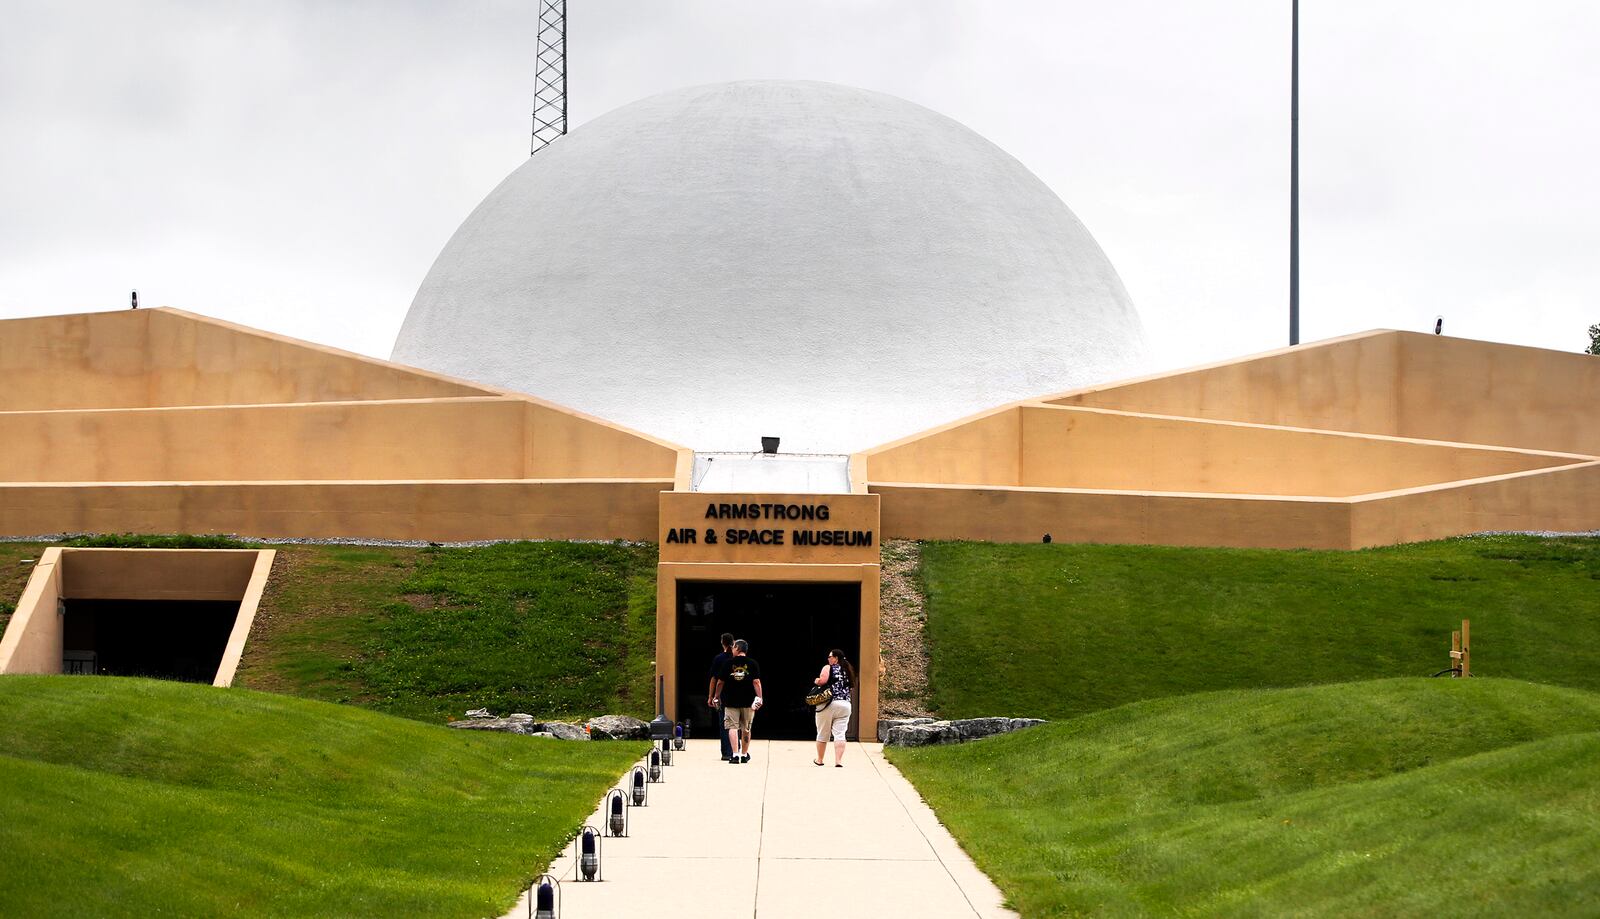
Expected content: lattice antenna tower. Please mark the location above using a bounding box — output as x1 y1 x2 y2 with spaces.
530 0 567 155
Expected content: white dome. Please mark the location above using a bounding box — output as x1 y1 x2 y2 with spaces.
393 80 1146 453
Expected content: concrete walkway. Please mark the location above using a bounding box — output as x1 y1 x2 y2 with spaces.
502 738 1017 919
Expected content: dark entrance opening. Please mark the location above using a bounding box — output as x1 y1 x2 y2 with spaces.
62 599 241 683
677 581 860 741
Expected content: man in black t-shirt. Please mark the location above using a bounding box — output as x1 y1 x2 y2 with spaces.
706 632 735 761
711 639 764 764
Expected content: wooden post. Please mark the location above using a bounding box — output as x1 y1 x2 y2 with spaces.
1448 620 1472 677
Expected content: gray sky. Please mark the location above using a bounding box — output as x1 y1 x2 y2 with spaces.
2 0 1596 372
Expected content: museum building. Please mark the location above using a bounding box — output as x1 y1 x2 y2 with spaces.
2 82 1596 738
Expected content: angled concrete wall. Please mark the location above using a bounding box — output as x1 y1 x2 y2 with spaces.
0 309 495 411
1051 330 1600 456
0 480 669 541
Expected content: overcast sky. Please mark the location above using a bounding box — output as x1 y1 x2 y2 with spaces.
2 0 1596 372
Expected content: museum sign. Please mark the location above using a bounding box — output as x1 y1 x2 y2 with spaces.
657 492 881 564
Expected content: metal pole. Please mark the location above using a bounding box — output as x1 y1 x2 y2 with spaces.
1289 0 1300 346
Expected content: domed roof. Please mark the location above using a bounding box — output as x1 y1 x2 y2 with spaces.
393 80 1146 453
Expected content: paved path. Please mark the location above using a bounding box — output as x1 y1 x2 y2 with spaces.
502 738 1017 919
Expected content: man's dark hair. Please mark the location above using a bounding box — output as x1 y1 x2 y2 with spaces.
720 632 734 648
733 639 749 653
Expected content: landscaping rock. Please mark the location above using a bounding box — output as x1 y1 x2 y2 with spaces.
877 717 935 743
542 721 588 741
887 723 957 747
587 714 650 740
883 716 1047 747
448 713 540 735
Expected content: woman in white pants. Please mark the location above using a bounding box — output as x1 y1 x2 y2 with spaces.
812 649 856 767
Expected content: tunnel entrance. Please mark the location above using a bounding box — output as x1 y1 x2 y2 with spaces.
676 580 861 741
62 599 241 683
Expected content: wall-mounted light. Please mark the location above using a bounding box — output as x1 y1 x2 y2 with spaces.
574 825 602 882
530 874 559 919
605 788 628 837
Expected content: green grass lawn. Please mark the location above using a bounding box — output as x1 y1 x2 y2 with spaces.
0 676 646 918
888 678 1600 917
919 535 1600 719
237 541 659 723
1 537 658 725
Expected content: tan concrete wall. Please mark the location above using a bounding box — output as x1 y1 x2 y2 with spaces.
0 398 527 482
1016 406 1572 497
523 401 679 479
0 308 493 411
1350 461 1600 548
0 547 64 674
60 548 260 600
0 480 668 541
1393 333 1600 455
873 483 1354 549
656 562 880 741
860 407 1021 486
1049 330 1403 435
216 550 275 687
1049 331 1600 457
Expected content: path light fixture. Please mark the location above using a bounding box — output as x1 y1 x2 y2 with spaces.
605 788 628 837
674 722 686 751
659 737 673 766
573 825 602 882
630 766 649 806
529 874 560 919
648 748 664 782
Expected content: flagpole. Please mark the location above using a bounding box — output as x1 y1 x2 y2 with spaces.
1290 0 1300 346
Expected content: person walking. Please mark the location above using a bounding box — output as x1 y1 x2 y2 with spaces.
812 648 855 767
711 639 763 764
707 632 735 761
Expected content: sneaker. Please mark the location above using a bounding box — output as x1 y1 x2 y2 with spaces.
741 754 751 764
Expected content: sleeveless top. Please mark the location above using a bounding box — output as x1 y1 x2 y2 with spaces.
829 662 852 703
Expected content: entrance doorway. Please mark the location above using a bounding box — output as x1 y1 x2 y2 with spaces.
676 581 860 741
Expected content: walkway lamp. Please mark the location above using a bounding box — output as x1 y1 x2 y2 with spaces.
648 747 664 782
605 788 628 837
630 766 649 806
674 722 686 751
574 825 602 882
659 736 673 766
529 874 559 919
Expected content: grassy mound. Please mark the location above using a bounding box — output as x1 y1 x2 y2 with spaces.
0 676 646 918
920 535 1600 719
240 541 659 723
1 539 658 724
889 678 1600 917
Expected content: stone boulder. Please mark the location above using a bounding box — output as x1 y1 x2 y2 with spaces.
883 716 1047 747
542 721 588 741
449 713 541 735
886 722 958 747
877 717 935 743
587 714 650 740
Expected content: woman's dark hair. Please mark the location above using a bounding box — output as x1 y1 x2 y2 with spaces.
829 649 857 690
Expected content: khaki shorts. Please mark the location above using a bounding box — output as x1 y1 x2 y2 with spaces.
723 706 756 732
